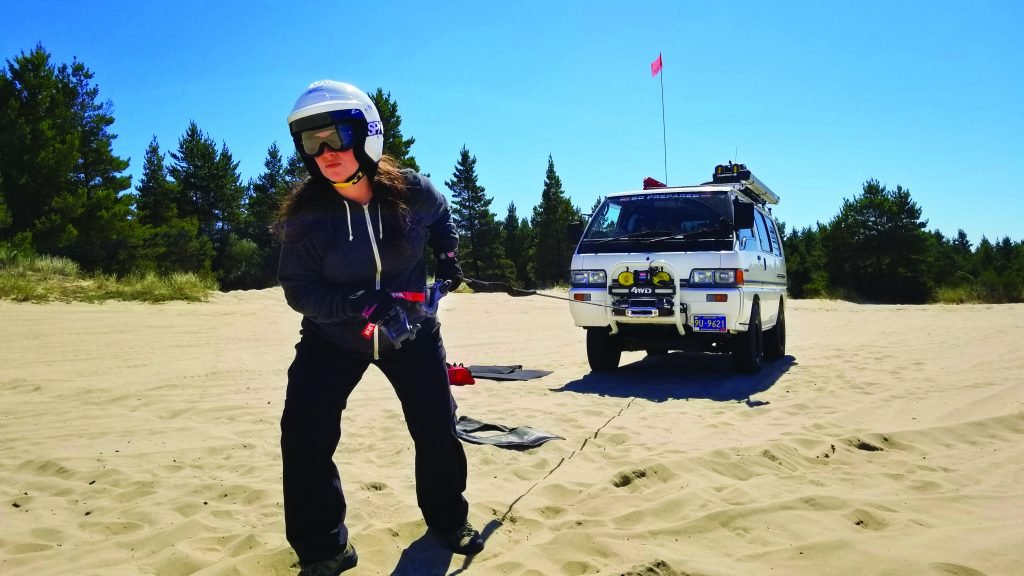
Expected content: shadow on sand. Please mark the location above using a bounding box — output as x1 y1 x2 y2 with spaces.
390 519 503 576
551 352 796 403
389 531 452 576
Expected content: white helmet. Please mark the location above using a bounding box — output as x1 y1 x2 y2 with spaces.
287 80 384 180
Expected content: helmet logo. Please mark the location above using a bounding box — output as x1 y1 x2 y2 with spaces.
367 121 383 137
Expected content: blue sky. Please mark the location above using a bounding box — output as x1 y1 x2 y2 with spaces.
4 1 1022 244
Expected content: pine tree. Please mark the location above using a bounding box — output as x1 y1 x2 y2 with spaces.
284 149 309 184
502 202 521 278
370 88 419 172
824 179 931 302
0 173 10 239
444 146 510 282
167 121 245 282
518 217 537 286
782 224 829 298
0 44 136 272
243 142 289 245
241 142 298 287
531 155 581 285
503 202 535 286
0 45 76 246
135 137 177 228
133 136 212 274
167 121 244 238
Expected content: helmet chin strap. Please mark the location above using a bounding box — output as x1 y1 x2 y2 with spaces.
330 168 365 190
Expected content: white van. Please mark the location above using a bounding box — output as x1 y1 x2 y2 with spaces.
568 163 787 373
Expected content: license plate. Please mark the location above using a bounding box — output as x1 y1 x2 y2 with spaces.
629 298 657 308
692 315 727 332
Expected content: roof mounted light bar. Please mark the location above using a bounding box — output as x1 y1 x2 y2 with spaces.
642 176 667 190
712 162 779 205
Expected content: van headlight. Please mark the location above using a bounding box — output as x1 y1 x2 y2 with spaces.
570 270 607 287
688 269 744 286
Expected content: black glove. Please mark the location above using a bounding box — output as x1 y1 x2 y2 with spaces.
435 253 464 291
346 289 398 324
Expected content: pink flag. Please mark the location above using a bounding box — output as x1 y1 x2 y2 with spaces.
650 53 663 77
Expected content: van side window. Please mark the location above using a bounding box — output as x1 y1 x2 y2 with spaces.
737 227 758 251
753 211 772 253
767 219 783 257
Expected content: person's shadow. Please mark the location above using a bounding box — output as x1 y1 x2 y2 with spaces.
552 352 795 403
389 519 503 576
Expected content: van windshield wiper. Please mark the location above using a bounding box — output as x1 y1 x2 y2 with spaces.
584 230 674 244
640 228 731 242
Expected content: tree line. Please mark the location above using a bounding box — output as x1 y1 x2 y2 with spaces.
1 45 1021 302
780 179 1024 303
0 45 579 291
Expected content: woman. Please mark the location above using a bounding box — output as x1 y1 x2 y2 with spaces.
277 80 482 576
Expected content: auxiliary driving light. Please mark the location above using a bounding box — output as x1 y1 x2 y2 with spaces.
652 270 672 287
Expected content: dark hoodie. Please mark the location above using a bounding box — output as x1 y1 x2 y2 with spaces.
277 170 458 359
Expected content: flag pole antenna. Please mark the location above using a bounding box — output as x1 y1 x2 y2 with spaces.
652 52 668 184
660 59 667 184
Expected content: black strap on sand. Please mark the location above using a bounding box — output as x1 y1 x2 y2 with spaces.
463 277 614 309
464 278 536 297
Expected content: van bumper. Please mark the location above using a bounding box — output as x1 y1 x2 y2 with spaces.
569 287 747 334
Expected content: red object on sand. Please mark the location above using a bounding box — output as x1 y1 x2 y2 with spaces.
447 364 475 386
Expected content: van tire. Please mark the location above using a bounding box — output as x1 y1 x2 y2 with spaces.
587 328 622 372
764 300 786 361
732 302 763 373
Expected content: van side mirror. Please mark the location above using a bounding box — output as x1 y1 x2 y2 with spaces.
733 201 754 230
566 221 585 241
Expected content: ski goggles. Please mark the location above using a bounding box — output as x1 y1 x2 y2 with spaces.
290 109 366 157
297 123 358 157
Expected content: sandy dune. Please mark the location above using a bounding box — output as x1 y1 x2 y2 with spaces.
1 290 1022 575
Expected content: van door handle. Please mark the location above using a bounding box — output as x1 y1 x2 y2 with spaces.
777 273 787 278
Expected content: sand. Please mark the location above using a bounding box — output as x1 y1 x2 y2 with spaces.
1 290 1022 575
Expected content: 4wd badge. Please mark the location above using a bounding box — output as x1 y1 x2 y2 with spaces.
629 287 654 295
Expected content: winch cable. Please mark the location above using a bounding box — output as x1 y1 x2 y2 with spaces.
463 277 620 309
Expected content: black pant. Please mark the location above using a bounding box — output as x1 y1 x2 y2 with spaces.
280 323 469 564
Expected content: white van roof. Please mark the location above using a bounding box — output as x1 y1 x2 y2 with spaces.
602 186 741 199
606 184 737 198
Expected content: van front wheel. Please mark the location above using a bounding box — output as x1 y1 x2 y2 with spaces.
764 301 786 361
732 302 763 373
587 328 622 372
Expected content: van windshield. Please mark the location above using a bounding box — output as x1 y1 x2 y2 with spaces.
579 192 734 253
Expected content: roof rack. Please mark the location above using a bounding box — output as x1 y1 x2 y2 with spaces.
709 162 779 205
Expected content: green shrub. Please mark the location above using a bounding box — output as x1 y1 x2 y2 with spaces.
0 254 217 303
934 285 982 304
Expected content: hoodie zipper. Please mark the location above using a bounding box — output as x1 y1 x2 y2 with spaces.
363 204 383 359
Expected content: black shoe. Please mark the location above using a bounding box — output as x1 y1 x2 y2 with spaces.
298 542 358 576
436 521 485 555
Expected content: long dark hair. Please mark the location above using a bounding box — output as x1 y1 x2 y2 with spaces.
277 155 410 246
